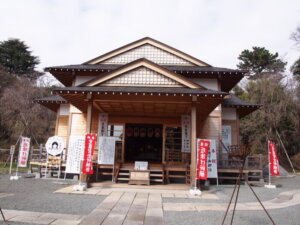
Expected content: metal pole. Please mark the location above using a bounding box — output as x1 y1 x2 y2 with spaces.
276 129 296 174
246 180 276 225
0 207 6 222
9 145 15 174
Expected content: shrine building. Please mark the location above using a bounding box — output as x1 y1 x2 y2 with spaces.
35 37 261 185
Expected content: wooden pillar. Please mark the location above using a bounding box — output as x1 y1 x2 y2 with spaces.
81 98 93 184
190 101 197 187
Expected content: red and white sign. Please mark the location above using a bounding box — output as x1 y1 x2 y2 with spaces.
82 134 97 174
18 137 31 167
269 141 280 176
197 139 210 180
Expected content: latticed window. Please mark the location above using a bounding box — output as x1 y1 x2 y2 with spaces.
107 125 123 162
164 126 182 162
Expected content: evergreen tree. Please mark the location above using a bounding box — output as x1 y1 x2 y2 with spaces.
0 38 42 80
237 47 286 79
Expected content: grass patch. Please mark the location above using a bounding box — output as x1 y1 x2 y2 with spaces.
0 162 29 174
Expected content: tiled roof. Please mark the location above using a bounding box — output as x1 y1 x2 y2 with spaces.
53 86 228 96
222 94 261 107
45 64 247 74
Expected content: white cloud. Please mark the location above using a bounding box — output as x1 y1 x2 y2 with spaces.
0 0 299 79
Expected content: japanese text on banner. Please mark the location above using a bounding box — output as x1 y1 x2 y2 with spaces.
269 141 280 176
82 134 97 174
18 137 31 167
197 139 210 180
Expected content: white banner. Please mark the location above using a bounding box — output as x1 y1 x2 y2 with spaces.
222 125 231 153
98 137 115 165
207 139 218 178
46 136 65 156
66 136 85 174
181 115 191 153
98 113 108 137
18 137 31 167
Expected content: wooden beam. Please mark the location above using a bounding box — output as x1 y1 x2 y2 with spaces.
190 101 197 187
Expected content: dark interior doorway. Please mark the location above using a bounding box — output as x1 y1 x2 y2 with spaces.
125 124 163 163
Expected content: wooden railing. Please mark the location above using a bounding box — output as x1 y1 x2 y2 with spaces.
218 153 263 170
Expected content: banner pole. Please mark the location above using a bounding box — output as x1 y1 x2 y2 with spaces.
268 140 271 186
9 146 15 174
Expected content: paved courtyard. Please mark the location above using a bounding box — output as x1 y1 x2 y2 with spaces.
1 174 300 225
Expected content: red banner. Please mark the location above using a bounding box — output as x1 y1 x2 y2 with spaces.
18 137 31 167
197 139 210 180
269 141 280 176
82 134 97 174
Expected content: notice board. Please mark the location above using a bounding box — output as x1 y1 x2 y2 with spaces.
98 137 116 165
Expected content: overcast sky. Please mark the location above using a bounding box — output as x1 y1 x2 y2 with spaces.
1 0 300 82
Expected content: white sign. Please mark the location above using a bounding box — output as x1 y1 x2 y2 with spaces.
222 125 231 153
98 113 108 137
17 137 31 167
181 115 191 153
46 136 65 156
207 139 218 178
98 137 115 165
66 136 85 174
134 161 148 170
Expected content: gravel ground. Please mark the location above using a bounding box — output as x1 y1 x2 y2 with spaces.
164 175 300 225
164 204 300 225
0 173 105 215
163 175 300 204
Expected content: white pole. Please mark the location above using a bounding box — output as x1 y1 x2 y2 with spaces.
268 140 271 186
9 146 15 174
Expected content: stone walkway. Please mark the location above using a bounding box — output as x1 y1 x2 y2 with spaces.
2 187 300 225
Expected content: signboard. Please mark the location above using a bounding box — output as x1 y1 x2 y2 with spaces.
98 113 108 137
82 134 97 174
98 137 116 165
134 161 148 170
45 136 65 156
269 141 280 176
206 139 218 178
222 125 231 152
17 137 31 167
181 115 191 153
66 136 85 174
196 139 210 180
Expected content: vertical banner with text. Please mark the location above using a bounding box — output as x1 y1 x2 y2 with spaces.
269 141 280 176
196 139 210 180
98 113 108 137
66 136 85 174
82 134 97 174
181 115 191 153
17 137 31 167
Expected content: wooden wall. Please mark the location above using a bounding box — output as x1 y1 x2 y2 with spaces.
56 115 69 142
70 113 87 136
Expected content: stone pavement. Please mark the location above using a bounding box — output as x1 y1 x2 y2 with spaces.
2 187 300 225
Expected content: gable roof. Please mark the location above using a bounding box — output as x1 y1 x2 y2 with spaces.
84 37 211 66
80 58 204 89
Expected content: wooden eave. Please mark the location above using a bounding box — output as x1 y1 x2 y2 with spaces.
34 97 67 112
55 90 227 119
84 37 211 66
45 64 247 90
80 59 204 89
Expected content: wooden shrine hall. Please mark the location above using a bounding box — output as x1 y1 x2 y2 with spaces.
35 37 261 185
